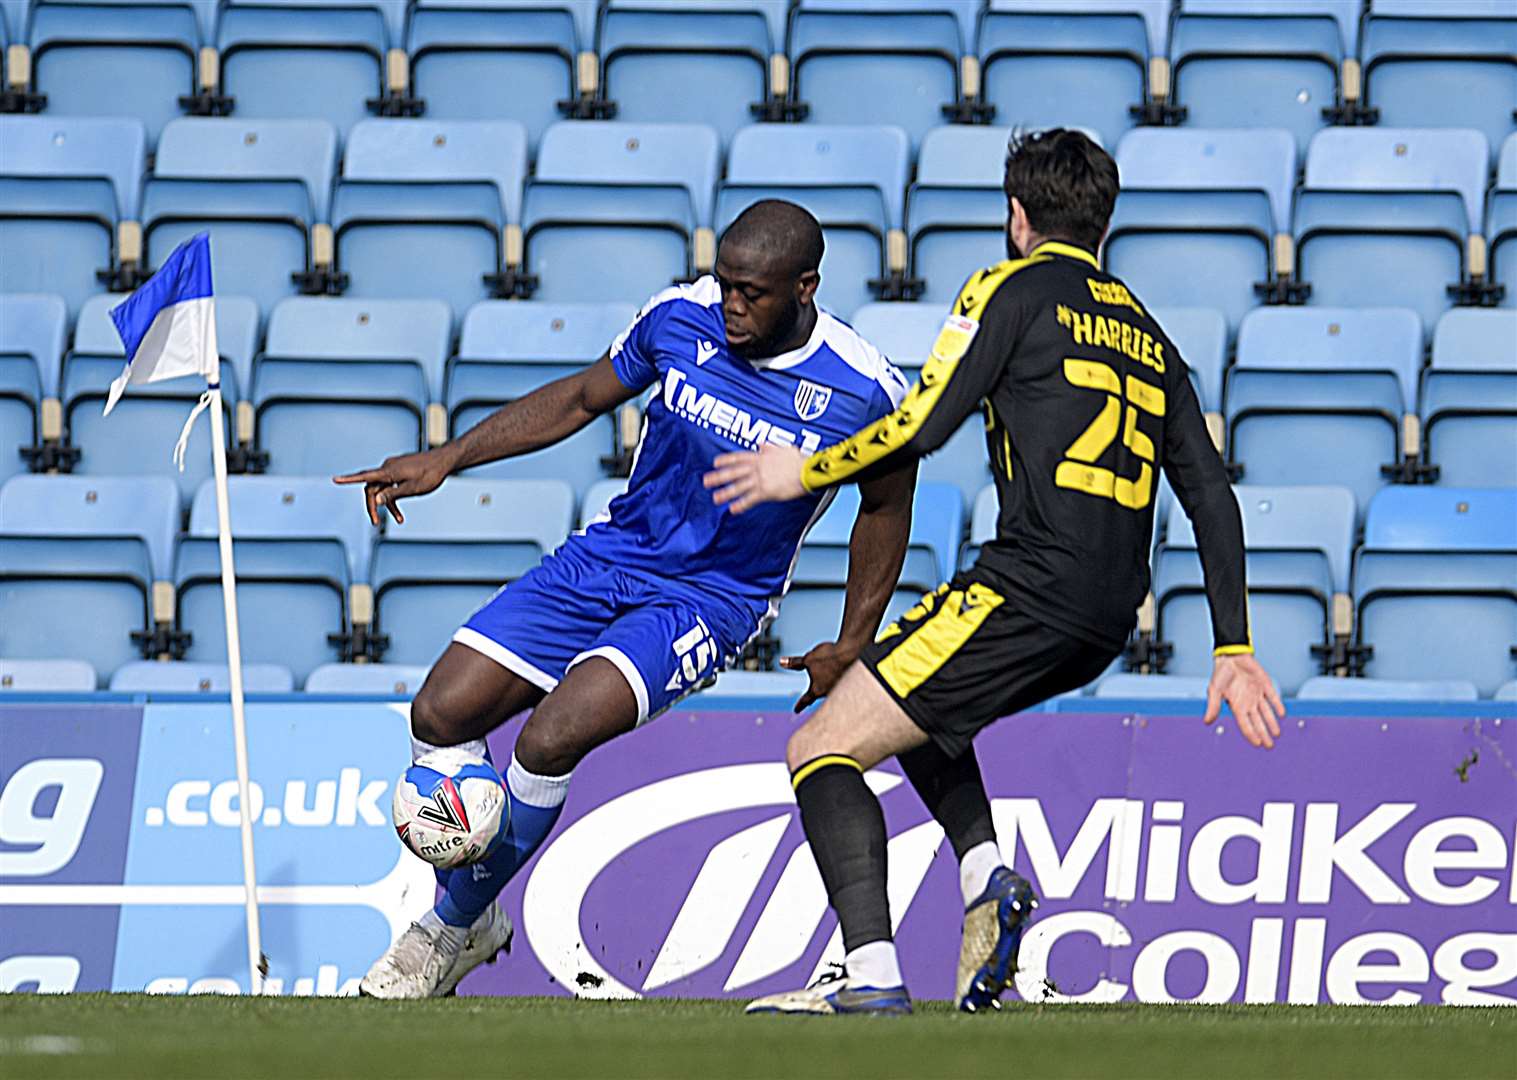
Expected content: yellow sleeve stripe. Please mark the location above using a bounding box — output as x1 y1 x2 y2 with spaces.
1214 645 1255 656
800 257 1043 492
790 754 862 789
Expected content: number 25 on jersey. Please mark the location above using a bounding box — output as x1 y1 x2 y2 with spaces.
1055 358 1165 511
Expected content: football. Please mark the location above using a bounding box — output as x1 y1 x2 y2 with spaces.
392 748 510 870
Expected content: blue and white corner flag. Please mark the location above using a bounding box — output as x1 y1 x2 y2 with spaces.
105 232 219 469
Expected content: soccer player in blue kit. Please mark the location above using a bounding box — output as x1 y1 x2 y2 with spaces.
335 201 918 998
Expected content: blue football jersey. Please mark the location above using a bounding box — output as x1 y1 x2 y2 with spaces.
579 277 908 618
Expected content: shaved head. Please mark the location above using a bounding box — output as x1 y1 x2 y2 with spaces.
718 199 825 278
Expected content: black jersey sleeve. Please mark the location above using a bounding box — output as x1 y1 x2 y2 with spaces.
801 261 1031 492
1161 362 1252 653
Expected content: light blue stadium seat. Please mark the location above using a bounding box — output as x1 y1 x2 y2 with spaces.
0 294 66 486
789 1 976 153
698 668 811 699
407 0 594 153
304 662 430 695
600 1 788 149
1158 483 1355 694
524 121 718 304
449 301 633 493
906 125 1015 305
217 1 391 139
0 115 147 218
1227 307 1422 517
0 658 99 692
1354 486 1517 696
370 478 574 665
253 297 450 477
1500 134 1517 189
0 175 117 322
1116 128 1297 239
979 1 1165 150
109 659 296 693
1496 680 1517 701
147 118 337 315
1151 306 1227 414
58 293 254 504
579 477 629 528
179 475 375 684
1094 673 1212 699
1363 1 1517 162
880 343 991 514
1490 191 1517 311
0 474 181 683
1298 128 1488 334
344 118 526 221
849 303 945 369
26 0 205 143
1422 310 1517 488
1296 676 1480 702
1170 1 1357 155
771 582 927 662
720 124 908 318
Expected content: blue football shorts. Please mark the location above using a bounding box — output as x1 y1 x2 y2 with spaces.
454 538 764 723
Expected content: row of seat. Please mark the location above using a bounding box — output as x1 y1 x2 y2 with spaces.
5 657 1513 704
0 472 964 685
2 1 1512 157
6 114 1516 331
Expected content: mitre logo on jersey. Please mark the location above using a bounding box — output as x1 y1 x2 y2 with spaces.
793 380 832 422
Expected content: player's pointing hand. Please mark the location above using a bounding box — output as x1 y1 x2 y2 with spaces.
704 443 808 514
333 447 456 526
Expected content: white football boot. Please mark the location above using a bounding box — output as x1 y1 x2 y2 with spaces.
745 966 912 1015
437 902 514 996
359 920 463 1000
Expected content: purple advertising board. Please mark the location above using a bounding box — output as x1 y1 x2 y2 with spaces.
466 708 1517 1005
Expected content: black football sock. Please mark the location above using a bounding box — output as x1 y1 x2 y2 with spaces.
897 741 996 860
792 755 892 954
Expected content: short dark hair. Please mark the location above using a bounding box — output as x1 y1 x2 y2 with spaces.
1003 129 1119 254
718 199 825 277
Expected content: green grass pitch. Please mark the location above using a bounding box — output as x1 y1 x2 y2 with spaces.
1 995 1512 1080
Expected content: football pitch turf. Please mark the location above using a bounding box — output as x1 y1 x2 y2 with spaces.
1 995 1512 1080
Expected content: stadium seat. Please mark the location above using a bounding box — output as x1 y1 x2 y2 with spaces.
979 0 1165 150
1354 486 1517 696
1226 307 1423 516
1151 306 1227 415
1170 1 1357 154
25 0 204 143
217 0 391 139
1156 484 1356 694
873 340 990 514
304 661 430 695
1422 310 1517 488
1116 128 1296 243
449 301 633 493
1496 681 1517 701
599 1 788 149
407 0 595 152
0 658 99 692
787 0 977 153
1094 673 1212 699
58 293 248 505
697 668 811 699
146 118 338 316
253 297 451 477
109 659 296 693
1296 676 1480 702
719 123 909 319
370 478 575 665
179 476 375 685
0 293 66 487
579 477 629 528
0 115 147 219
1362 0 1517 162
906 125 1017 305
333 118 527 320
0 474 180 684
524 121 719 304
1298 128 1488 335
849 304 945 368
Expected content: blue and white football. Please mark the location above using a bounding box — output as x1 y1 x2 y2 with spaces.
392 748 509 870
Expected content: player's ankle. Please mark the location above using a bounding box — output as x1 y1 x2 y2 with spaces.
844 940 903 989
959 840 1002 905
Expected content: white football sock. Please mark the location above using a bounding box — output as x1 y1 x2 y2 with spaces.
959 841 1003 906
418 908 467 953
409 730 488 764
506 754 572 808
845 941 903 990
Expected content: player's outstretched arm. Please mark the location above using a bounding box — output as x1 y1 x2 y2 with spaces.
335 354 638 525
1205 654 1286 750
783 462 917 711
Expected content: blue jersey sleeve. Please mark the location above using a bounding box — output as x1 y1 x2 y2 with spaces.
609 296 667 392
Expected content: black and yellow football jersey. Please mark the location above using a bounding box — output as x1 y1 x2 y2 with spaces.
805 240 1250 654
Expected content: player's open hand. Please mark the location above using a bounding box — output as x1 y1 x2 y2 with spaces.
703 444 808 513
781 641 854 712
1205 653 1286 750
333 448 456 525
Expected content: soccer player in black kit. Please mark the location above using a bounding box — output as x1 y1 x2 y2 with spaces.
706 129 1286 1015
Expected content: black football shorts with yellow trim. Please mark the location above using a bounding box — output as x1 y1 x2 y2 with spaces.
858 569 1122 758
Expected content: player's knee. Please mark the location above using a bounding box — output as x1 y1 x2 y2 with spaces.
409 687 468 748
513 715 585 777
786 725 824 773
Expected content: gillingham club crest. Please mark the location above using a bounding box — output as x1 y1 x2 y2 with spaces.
793 380 832 422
